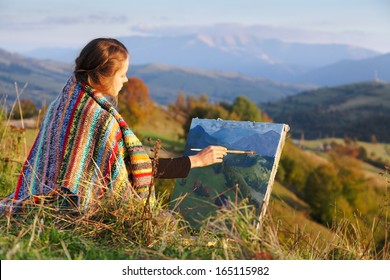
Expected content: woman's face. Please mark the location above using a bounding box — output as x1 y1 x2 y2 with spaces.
106 58 129 97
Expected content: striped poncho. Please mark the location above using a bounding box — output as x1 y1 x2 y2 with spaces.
1 76 154 212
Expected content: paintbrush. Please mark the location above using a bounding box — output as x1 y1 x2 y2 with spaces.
190 148 256 155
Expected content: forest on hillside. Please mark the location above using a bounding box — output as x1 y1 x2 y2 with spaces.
262 81 390 142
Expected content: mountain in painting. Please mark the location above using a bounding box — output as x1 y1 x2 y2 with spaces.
232 130 281 158
211 127 255 144
184 125 221 153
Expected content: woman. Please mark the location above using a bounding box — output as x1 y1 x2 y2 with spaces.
0 38 227 213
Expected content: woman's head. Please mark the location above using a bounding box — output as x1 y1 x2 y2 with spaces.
74 38 129 97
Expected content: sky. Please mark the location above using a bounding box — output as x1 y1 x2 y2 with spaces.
1 0 389 53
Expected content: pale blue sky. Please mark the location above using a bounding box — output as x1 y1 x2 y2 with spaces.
1 0 389 52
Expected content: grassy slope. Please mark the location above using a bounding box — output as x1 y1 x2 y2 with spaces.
137 105 186 157
300 138 390 163
269 182 335 247
299 138 389 188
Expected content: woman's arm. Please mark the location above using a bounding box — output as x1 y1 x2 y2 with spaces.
155 157 191 178
154 146 227 179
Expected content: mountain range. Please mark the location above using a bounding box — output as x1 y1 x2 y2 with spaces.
1 32 389 123
23 34 385 85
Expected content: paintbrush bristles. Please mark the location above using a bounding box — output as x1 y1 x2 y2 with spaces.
226 149 256 154
190 148 256 154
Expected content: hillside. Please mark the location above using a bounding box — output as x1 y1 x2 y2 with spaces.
130 64 314 105
262 81 390 142
0 49 72 106
0 48 312 106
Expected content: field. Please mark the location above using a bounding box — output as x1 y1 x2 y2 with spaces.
299 138 389 188
299 138 390 163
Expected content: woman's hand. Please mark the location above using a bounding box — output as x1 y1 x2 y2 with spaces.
188 146 228 168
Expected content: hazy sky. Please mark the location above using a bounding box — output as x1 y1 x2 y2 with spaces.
1 0 389 52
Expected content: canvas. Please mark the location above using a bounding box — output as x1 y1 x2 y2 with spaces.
170 118 289 227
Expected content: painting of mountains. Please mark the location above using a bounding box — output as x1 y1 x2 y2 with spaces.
171 118 289 227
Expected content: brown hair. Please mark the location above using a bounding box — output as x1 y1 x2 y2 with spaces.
74 38 128 92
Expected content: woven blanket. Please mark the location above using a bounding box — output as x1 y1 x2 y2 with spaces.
1 76 154 212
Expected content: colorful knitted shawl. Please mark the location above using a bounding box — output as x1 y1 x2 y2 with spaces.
1 76 154 212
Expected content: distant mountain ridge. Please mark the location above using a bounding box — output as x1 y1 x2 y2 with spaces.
0 48 311 106
128 63 311 105
118 35 378 67
292 53 390 86
0 49 72 106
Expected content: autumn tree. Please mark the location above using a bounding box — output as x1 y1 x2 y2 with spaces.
303 164 343 224
181 94 229 139
172 93 265 139
231 96 262 122
12 99 37 119
174 91 186 112
118 77 153 131
278 156 307 192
